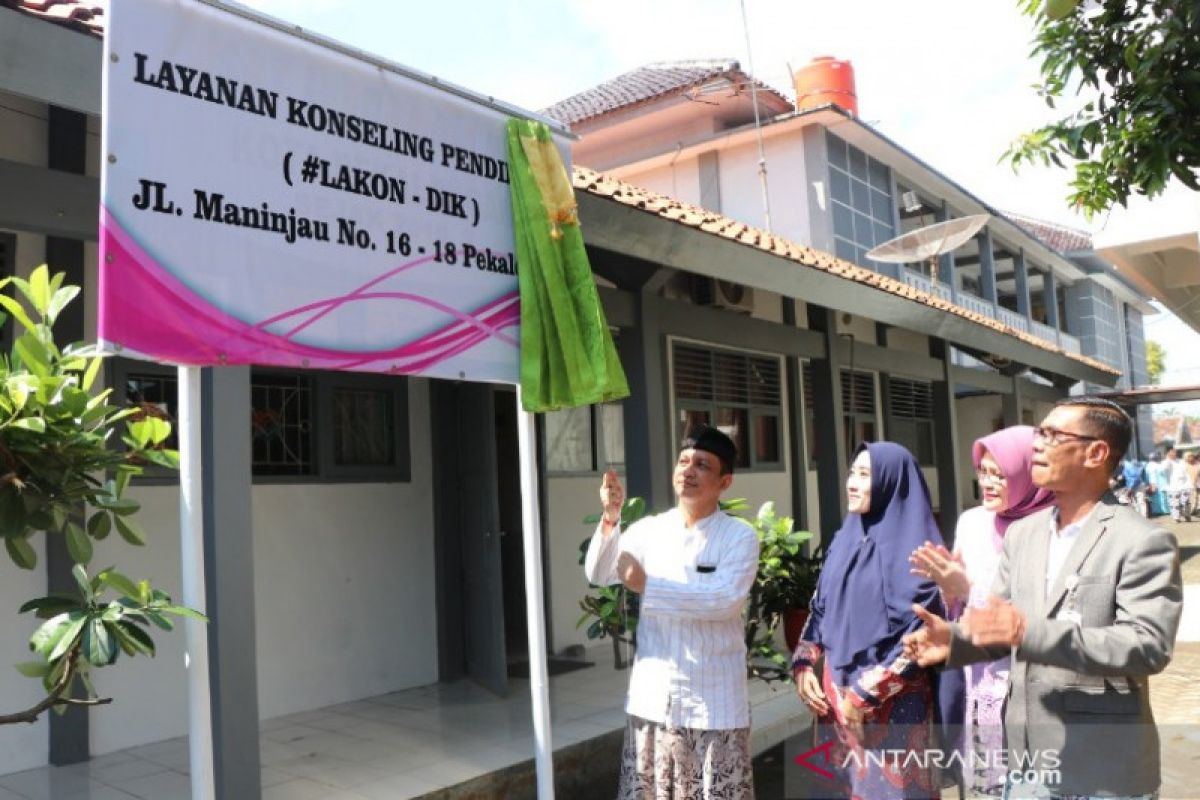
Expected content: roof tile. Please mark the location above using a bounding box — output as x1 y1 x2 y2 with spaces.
574 164 1119 377
540 59 791 127
3 0 106 36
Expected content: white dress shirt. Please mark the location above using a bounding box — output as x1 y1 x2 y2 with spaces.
1045 506 1096 596
584 507 760 730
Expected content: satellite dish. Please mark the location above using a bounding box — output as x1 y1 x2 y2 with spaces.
866 214 991 283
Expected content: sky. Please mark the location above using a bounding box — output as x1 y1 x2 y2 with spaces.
236 0 1200 406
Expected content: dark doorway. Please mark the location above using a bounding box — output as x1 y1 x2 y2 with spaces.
431 381 508 695
494 390 528 664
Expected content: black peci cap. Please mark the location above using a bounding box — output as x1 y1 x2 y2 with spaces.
680 425 737 474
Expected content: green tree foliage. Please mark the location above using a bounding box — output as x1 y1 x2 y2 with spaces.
1146 339 1166 384
0 266 203 725
1006 0 1200 216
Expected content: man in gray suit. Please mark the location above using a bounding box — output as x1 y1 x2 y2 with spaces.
905 397 1182 798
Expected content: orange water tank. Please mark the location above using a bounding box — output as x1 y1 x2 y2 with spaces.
793 56 858 116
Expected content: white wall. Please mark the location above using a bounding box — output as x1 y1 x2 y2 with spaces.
622 159 701 207
79 380 438 757
715 138 809 246
0 538 48 776
546 475 607 653
0 91 46 165
887 328 929 355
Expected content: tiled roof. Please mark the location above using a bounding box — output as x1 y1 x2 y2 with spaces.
541 59 791 126
2 0 105 36
574 165 1120 377
1004 211 1092 254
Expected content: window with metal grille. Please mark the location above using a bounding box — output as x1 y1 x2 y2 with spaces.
108 360 409 482
543 402 625 474
827 131 896 269
251 373 314 476
672 342 783 470
800 363 878 464
886 377 936 466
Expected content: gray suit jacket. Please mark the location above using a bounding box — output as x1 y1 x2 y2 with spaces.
947 494 1182 796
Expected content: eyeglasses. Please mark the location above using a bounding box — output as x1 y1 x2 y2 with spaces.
976 470 1007 485
1033 426 1102 447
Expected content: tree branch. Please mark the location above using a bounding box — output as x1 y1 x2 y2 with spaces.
0 644 99 726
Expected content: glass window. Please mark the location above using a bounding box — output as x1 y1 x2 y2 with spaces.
753 413 781 464
600 403 626 469
827 134 847 170
828 132 895 268
848 146 868 181
830 169 851 204
672 342 784 471
332 387 394 466
886 377 936 466
832 203 855 240
251 373 314 476
544 406 594 472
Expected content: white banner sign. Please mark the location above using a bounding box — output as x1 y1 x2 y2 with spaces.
100 0 557 384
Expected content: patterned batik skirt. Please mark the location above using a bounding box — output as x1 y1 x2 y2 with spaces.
617 715 754 800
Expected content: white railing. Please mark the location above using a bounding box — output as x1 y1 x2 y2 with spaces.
900 267 952 302
1030 320 1059 344
996 307 1030 333
1060 333 1082 354
957 293 996 320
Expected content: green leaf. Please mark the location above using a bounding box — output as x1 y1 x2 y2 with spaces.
112 620 155 657
144 611 174 631
113 515 146 546
94 496 140 515
82 618 118 666
87 511 112 541
45 285 80 325
159 605 208 623
98 570 140 599
48 613 87 662
6 535 36 569
71 564 94 601
140 449 179 469
27 265 51 317
8 416 46 433
81 355 104 391
19 594 82 617
0 294 36 333
13 333 51 378
65 522 93 565
14 661 50 678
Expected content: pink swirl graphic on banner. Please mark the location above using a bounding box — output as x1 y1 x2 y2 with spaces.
98 208 519 376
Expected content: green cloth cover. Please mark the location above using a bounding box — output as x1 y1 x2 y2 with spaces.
506 117 629 412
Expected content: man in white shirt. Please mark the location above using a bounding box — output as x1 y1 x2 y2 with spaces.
903 398 1182 798
1163 448 1192 522
585 425 760 800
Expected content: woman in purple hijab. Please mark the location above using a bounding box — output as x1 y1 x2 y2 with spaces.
910 425 1054 797
792 442 945 799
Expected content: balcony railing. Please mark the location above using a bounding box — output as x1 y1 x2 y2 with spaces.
899 266 952 302
1029 320 1059 346
996 307 1030 333
957 292 996 320
1060 333 1082 354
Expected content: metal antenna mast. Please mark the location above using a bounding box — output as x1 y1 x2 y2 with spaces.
739 0 772 233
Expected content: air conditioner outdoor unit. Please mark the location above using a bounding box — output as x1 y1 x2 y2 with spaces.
691 276 755 314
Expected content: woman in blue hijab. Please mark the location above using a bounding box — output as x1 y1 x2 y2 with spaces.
792 442 945 799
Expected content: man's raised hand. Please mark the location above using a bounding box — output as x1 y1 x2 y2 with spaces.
902 604 951 667
600 469 624 530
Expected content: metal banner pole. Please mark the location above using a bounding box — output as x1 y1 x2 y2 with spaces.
515 386 555 799
177 365 215 800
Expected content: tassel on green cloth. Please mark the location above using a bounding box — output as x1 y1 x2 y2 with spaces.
506 117 629 412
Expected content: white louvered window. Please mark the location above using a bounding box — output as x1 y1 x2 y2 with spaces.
672 342 783 471
887 377 936 466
